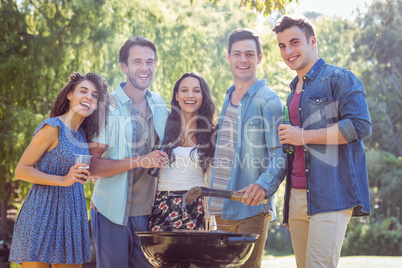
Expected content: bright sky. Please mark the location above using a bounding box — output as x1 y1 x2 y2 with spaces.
285 0 374 20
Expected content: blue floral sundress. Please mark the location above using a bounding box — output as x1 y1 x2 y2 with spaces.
9 117 92 264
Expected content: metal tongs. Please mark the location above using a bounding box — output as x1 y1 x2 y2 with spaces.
184 186 269 204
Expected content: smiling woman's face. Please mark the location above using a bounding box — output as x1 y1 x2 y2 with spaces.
67 80 99 117
175 76 203 118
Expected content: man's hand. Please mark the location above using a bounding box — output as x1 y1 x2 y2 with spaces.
240 183 267 206
278 124 303 146
135 150 168 169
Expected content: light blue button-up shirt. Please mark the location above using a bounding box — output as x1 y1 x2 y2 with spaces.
210 80 287 221
91 83 169 225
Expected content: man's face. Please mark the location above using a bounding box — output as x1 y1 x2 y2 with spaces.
227 39 262 82
121 45 156 91
276 26 317 76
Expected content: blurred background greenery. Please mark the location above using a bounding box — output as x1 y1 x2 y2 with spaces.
1 0 401 264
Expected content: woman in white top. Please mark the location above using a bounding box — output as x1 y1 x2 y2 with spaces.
149 72 216 231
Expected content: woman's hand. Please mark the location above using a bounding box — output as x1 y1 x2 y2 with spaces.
109 94 118 108
62 163 90 186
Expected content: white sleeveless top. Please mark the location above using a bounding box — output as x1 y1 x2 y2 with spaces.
157 146 204 191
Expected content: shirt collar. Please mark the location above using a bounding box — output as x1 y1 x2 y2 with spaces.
227 79 266 96
114 82 152 105
305 58 325 80
290 58 326 90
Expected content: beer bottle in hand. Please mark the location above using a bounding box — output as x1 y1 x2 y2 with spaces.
148 139 168 177
283 106 296 154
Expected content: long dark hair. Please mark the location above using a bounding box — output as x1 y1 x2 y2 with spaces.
162 72 216 174
50 72 109 140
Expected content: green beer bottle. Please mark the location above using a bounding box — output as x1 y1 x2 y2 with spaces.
283 106 296 154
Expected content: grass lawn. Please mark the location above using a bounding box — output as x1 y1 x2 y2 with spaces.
262 255 402 268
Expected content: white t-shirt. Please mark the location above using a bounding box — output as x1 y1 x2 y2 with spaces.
157 146 204 191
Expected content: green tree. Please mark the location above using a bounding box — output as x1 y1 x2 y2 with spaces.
0 0 125 240
207 0 298 17
350 0 402 223
351 0 401 155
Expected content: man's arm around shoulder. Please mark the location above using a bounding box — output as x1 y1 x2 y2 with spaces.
89 142 168 178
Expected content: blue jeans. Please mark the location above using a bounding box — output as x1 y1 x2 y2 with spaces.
90 209 152 268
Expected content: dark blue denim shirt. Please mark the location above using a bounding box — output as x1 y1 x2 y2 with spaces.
283 59 372 223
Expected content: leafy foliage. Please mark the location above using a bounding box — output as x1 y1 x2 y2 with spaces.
342 217 402 256
206 0 298 17
351 0 402 156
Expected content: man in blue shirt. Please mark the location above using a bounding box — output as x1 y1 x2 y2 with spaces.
89 36 169 268
273 14 371 268
209 28 286 268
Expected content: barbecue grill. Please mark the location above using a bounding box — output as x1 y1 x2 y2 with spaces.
137 230 258 268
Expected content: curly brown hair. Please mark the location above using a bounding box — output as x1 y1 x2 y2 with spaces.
49 72 109 140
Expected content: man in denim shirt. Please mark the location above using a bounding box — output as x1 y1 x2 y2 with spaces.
273 15 372 268
209 28 286 268
89 36 169 268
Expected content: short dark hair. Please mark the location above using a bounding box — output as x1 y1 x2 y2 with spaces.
228 28 262 56
119 36 158 65
272 14 316 42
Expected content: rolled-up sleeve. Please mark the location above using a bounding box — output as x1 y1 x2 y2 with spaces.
335 71 372 143
256 95 287 197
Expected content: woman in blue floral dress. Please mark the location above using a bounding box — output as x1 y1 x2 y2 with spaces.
149 72 216 232
9 72 109 268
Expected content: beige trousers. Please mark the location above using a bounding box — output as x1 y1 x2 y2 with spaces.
215 212 271 268
289 188 353 268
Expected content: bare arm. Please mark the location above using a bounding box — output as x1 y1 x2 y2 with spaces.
15 124 88 186
89 141 168 178
278 123 348 146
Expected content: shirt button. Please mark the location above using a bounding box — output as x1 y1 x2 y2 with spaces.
299 108 301 110
238 116 240 119
305 169 308 172
304 148 307 152
127 201 130 205
128 183 132 187
307 190 310 193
